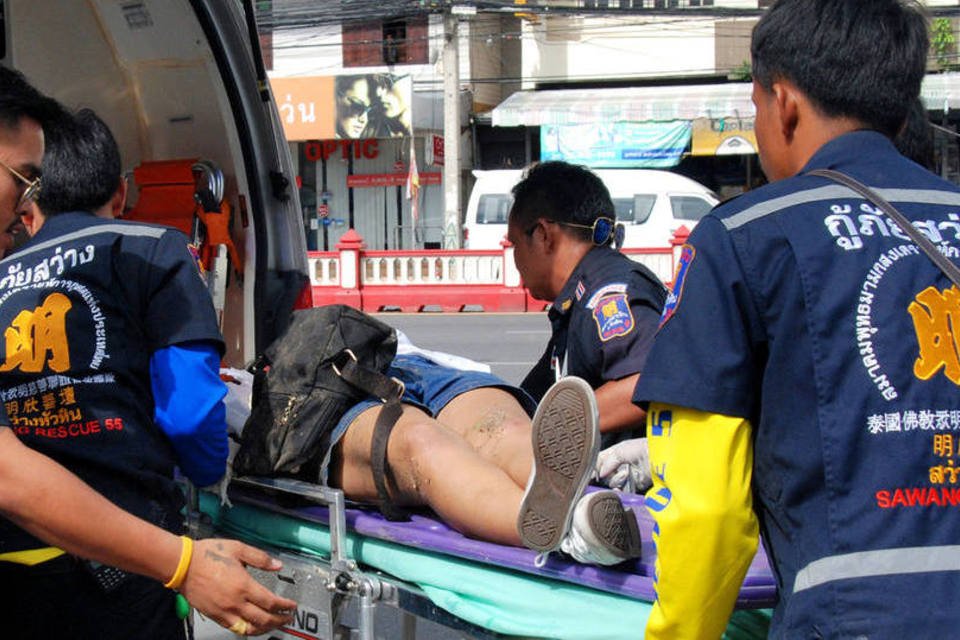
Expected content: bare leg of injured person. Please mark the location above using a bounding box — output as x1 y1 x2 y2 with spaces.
332 401 527 544
435 386 534 487
329 378 641 565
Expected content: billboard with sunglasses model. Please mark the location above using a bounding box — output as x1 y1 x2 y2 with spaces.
271 73 412 141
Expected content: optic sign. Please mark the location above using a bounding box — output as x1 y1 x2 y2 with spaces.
270 73 413 141
304 139 379 162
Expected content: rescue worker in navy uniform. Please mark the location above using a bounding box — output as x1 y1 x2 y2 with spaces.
0 104 233 638
512 161 666 454
633 1 959 637
313 162 658 570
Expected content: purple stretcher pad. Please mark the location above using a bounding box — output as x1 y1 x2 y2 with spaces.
230 485 778 609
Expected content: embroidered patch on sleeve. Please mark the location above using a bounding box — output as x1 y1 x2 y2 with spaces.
659 244 695 328
586 282 628 309
592 293 635 341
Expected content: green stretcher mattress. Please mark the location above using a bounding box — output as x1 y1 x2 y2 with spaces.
200 492 772 639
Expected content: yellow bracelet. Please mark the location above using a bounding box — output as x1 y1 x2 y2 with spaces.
163 535 194 590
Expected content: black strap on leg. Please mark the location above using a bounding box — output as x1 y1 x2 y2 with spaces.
329 350 409 521
369 399 408 521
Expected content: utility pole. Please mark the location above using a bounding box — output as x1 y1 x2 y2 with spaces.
442 11 462 248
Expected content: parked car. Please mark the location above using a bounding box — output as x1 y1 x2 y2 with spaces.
463 168 719 250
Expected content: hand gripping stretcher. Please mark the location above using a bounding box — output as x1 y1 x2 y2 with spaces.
187 476 776 640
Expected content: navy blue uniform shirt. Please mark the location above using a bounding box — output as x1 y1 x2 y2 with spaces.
522 246 665 446
0 212 224 554
635 131 960 637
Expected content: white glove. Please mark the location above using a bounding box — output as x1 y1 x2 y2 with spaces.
595 437 652 493
220 367 254 436
205 438 241 508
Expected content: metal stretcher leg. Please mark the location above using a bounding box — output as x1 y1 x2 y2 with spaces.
217 477 507 640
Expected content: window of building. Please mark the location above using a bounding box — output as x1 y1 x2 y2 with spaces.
382 21 405 65
343 17 428 67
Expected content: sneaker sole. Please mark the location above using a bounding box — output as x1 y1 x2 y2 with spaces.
584 491 642 561
517 377 599 552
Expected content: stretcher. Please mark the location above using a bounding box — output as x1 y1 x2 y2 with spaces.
192 477 776 640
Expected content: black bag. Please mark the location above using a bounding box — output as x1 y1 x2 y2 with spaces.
233 305 398 483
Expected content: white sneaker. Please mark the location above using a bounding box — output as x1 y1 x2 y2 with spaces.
517 377 599 557
560 490 642 566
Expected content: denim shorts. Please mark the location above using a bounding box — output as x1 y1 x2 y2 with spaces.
318 354 536 483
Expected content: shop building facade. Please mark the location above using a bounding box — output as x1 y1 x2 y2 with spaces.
262 0 960 250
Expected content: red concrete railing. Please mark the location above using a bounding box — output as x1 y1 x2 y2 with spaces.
308 227 689 312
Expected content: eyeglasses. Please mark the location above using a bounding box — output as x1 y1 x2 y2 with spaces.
341 97 373 119
561 217 616 245
0 157 40 209
532 216 625 249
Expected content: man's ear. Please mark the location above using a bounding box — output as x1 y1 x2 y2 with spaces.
108 177 128 219
535 217 560 254
772 81 800 144
19 202 47 236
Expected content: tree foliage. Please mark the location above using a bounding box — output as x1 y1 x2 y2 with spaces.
932 17 956 71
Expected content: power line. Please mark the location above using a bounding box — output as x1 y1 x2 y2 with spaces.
256 0 761 30
260 2 954 88
256 0 960 30
269 15 749 54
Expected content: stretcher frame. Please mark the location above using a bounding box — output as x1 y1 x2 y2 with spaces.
189 476 774 640
189 477 506 640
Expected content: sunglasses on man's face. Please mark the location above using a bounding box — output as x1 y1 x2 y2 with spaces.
0 157 40 209
539 216 625 249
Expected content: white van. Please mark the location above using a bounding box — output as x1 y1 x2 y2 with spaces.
5 0 310 365
463 168 719 249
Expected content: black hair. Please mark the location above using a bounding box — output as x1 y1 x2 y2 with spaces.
894 98 935 170
0 66 64 132
334 75 374 138
367 74 411 138
335 74 368 98
751 0 928 137
371 73 395 91
37 108 122 216
509 161 615 245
